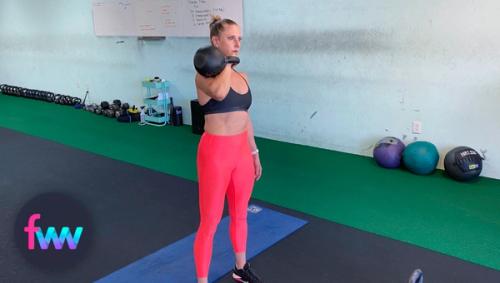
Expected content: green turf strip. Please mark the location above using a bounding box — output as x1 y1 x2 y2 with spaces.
1 94 499 271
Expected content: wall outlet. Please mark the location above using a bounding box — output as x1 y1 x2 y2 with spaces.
412 121 422 134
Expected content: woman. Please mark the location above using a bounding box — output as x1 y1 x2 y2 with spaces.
193 17 263 283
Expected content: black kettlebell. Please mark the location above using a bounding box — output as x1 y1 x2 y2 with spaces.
193 46 240 78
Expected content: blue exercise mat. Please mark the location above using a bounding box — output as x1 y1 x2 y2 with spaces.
95 205 307 283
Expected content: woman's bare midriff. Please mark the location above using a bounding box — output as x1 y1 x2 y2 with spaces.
204 111 248 135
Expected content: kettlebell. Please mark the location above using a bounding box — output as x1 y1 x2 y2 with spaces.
193 46 240 77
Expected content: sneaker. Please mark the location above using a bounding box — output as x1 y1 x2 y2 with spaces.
232 262 263 283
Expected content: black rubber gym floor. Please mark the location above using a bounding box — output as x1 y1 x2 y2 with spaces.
1 127 499 282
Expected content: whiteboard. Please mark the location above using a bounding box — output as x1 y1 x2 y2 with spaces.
92 0 243 37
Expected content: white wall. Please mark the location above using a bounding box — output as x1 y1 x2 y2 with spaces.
1 0 499 178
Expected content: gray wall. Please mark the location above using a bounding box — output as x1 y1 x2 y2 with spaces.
1 1 499 178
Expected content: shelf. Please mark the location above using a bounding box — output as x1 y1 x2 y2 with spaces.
142 81 169 89
142 79 170 126
144 97 169 106
144 115 167 124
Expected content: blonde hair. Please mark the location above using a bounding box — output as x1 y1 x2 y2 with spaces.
209 16 237 42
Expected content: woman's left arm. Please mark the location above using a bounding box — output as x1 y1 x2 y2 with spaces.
247 116 262 181
239 71 262 181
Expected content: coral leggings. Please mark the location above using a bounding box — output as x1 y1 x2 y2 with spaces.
194 130 255 278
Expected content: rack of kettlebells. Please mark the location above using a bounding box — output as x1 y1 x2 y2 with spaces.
0 77 183 127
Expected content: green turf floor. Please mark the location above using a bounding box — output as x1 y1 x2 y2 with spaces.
1 94 499 271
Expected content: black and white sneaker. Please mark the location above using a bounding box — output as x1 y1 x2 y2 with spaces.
232 262 263 283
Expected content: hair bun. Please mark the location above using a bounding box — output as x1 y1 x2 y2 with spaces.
210 15 222 27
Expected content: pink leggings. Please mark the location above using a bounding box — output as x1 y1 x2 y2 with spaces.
194 131 255 278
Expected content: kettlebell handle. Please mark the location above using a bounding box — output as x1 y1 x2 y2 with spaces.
225 56 240 66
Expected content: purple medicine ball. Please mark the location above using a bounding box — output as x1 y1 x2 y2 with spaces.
373 137 406 168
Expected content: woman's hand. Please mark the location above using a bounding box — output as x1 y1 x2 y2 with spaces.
253 154 262 181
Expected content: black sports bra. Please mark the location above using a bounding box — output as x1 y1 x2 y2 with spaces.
200 74 252 115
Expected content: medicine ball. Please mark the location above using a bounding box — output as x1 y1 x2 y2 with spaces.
403 141 439 175
444 146 483 181
373 137 405 168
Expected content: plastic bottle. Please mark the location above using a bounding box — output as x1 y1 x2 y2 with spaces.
140 107 146 124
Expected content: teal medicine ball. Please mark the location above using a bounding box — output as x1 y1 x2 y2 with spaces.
403 141 439 175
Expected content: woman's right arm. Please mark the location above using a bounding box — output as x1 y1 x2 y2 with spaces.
195 64 232 101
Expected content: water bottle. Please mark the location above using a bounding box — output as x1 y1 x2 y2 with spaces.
408 269 423 283
140 107 146 124
168 97 174 125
